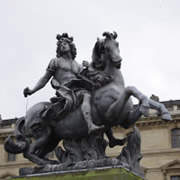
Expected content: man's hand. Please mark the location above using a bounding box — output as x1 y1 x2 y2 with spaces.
23 87 33 97
82 60 89 68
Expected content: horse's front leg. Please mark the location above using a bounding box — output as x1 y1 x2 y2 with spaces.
105 86 149 119
125 86 150 117
121 106 142 129
148 99 172 121
124 86 171 121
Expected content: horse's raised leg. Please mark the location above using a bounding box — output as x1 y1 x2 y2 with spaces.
105 86 149 119
148 99 172 121
121 106 142 129
104 85 171 123
125 86 150 117
123 87 171 121
122 87 171 121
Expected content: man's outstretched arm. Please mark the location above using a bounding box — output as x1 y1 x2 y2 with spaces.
23 71 52 97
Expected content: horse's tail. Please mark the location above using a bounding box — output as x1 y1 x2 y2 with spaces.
4 117 30 154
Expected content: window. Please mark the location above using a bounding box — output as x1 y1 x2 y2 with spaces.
7 153 16 161
171 129 180 148
171 176 180 180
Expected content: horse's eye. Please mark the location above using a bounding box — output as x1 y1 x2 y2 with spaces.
116 42 119 47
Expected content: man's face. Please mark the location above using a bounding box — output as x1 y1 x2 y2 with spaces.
59 41 71 53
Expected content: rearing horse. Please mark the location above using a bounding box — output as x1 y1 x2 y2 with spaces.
91 31 171 128
4 32 171 166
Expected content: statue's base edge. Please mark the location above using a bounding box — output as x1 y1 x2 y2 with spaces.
11 167 145 180
11 158 145 179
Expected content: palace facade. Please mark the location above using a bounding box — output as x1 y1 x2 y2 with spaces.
0 100 180 180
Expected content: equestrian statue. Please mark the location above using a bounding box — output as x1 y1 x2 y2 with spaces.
4 32 171 175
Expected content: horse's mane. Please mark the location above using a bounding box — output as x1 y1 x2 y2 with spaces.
91 39 106 71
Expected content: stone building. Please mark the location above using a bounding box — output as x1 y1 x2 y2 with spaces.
0 100 180 180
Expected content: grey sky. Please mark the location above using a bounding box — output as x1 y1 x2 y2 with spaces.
0 0 179 119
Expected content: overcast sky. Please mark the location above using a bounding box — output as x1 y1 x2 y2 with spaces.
0 0 179 119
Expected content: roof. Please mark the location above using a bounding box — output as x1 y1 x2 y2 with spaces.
0 118 18 125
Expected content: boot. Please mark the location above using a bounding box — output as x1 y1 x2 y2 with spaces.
84 111 104 134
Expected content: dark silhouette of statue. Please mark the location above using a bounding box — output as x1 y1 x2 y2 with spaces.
23 33 104 133
4 32 172 177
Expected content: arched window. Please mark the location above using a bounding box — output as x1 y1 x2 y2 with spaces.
171 128 180 148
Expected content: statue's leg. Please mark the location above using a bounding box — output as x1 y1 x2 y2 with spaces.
121 87 171 121
81 93 104 134
124 86 150 117
148 99 172 121
105 86 149 120
23 127 52 165
122 87 171 121
124 87 171 121
121 106 142 129
105 128 127 148
37 137 60 164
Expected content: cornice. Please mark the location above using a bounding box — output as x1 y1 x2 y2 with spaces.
107 148 180 160
142 148 180 156
136 114 180 128
111 114 180 130
0 161 33 169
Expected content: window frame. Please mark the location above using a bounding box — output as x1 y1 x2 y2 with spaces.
171 128 180 148
7 153 16 162
170 175 180 180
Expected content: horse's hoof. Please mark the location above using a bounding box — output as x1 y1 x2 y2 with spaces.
161 112 172 121
140 104 149 117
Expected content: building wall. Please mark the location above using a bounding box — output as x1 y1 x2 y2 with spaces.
105 101 180 180
0 100 180 180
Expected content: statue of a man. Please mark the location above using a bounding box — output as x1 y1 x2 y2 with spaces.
24 33 103 133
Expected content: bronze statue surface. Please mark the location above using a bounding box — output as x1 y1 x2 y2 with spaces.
4 32 171 177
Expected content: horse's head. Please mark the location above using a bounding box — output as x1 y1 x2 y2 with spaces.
92 31 122 70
